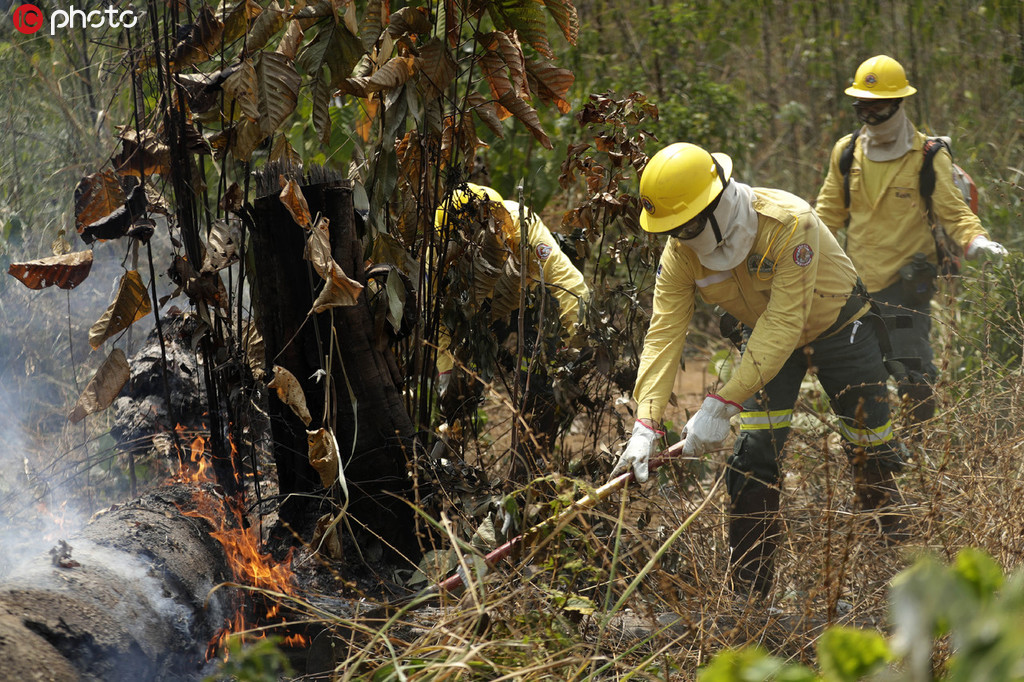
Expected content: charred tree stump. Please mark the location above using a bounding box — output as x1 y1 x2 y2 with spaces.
0 485 235 681
250 165 419 557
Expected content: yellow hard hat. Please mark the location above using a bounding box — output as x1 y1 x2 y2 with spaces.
639 143 732 233
435 183 504 228
845 55 917 99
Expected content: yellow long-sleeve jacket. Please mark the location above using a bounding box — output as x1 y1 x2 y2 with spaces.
815 129 989 292
437 200 589 374
632 188 865 422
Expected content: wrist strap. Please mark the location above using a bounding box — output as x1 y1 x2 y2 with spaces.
708 394 743 411
636 419 665 436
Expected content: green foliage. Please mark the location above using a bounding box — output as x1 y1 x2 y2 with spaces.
203 636 293 682
702 548 1024 682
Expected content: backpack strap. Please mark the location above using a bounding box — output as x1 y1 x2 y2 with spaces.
838 129 860 209
920 136 950 209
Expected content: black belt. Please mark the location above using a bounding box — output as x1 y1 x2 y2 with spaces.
820 280 870 339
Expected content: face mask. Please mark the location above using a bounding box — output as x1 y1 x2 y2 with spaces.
853 98 902 126
676 181 758 271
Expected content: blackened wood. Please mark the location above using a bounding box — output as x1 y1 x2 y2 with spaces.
250 165 418 556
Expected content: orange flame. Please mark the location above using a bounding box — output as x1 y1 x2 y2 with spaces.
174 426 304 658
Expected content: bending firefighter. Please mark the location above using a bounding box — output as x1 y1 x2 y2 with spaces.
434 183 589 481
815 54 1007 425
612 143 905 595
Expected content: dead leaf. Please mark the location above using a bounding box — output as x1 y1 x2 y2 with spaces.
89 270 152 349
269 135 303 167
277 19 304 59
168 5 224 71
79 178 148 245
168 255 229 309
279 177 312 228
74 170 126 233
8 251 93 290
268 364 311 425
307 427 339 488
311 512 344 560
241 321 265 381
201 220 240 273
113 128 172 177
221 59 260 121
68 348 130 423
305 218 364 311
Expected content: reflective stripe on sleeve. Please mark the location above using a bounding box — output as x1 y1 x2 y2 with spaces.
838 419 894 446
739 409 793 431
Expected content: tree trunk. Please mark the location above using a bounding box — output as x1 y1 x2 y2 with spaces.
250 165 419 557
0 484 235 681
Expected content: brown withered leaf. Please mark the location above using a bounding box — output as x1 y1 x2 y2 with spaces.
169 5 224 71
74 170 126 233
257 52 301 137
279 177 312 228
221 59 260 121
307 427 339 488
241 321 265 381
305 217 364 312
8 251 94 290
386 6 431 38
89 270 152 349
221 0 262 46
416 37 456 101
268 364 311 426
269 135 303 167
277 19 304 60
80 179 148 245
68 348 130 424
202 219 240 273
113 129 172 177
467 91 505 137
311 69 332 145
168 255 229 309
336 56 417 98
311 513 344 560
243 0 287 55
526 58 574 114
498 91 551 149
480 31 529 99
542 0 579 45
220 182 244 214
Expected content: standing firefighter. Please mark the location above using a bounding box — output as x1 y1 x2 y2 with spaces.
815 54 1007 425
612 143 905 595
434 183 589 481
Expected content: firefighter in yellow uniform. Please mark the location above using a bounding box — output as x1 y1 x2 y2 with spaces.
612 143 904 595
435 183 589 480
815 55 1006 424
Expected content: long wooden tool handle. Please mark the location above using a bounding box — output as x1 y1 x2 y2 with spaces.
433 438 687 594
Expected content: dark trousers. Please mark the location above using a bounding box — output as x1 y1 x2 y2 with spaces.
870 280 936 425
727 316 903 499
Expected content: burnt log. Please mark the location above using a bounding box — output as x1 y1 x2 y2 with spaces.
0 485 235 681
249 165 419 557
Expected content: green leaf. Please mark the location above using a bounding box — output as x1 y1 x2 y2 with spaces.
817 627 891 682
698 646 817 682
954 547 1005 601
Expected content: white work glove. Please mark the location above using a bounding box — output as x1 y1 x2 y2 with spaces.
680 395 742 458
611 420 662 483
965 235 1008 262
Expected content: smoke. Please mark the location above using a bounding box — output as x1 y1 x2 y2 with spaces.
0 240 158 579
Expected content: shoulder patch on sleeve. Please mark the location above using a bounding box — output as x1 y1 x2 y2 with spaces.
535 243 552 261
792 243 814 267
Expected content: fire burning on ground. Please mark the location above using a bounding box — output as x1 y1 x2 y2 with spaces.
174 425 307 658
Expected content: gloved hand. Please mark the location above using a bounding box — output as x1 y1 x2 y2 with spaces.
966 235 1008 262
610 420 663 483
680 395 742 457
437 371 451 398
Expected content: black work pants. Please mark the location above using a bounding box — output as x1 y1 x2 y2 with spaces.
727 316 903 499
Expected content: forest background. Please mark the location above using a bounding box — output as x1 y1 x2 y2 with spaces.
1 0 1024 679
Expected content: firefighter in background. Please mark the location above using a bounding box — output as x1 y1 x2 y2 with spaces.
815 54 1007 425
612 143 905 595
434 183 589 482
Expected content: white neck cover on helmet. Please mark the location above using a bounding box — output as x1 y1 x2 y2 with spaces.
677 180 758 271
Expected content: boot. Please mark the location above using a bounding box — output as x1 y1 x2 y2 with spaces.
728 486 781 596
853 461 908 542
